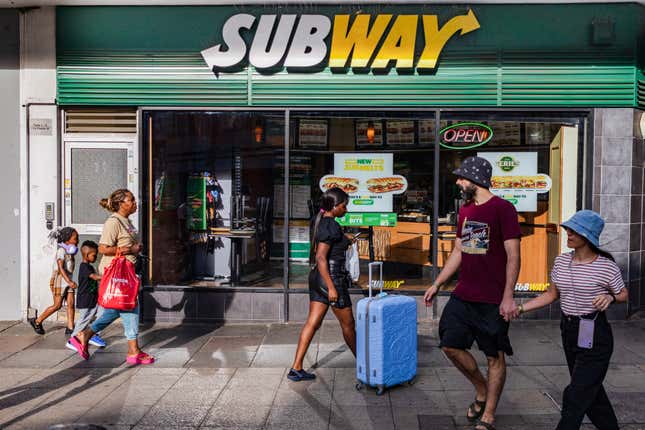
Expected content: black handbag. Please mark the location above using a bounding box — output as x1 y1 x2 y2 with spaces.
308 265 329 296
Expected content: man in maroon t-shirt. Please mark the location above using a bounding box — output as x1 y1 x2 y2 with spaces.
424 156 521 430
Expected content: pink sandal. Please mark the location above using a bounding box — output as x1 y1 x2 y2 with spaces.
69 336 89 360
126 352 155 365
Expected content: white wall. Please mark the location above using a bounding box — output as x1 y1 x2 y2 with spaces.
20 7 58 317
0 9 21 320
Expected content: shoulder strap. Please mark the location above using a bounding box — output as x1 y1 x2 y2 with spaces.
113 215 137 241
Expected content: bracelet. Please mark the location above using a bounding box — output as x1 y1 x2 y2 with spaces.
518 304 525 314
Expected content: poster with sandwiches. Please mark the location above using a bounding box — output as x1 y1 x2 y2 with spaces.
478 152 552 212
319 153 408 213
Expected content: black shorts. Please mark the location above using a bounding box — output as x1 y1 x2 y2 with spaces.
308 262 352 309
439 295 513 357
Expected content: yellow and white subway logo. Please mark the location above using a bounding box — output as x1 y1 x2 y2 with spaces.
202 11 480 72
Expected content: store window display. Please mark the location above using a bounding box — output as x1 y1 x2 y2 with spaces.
145 111 284 287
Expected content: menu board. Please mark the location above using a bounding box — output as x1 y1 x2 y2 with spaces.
355 120 384 147
478 151 552 212
490 122 521 146
385 120 415 146
298 119 328 148
319 153 407 213
418 119 435 146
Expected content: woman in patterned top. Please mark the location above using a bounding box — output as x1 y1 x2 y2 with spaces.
518 210 627 430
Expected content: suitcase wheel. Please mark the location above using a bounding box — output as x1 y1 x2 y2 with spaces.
376 385 386 396
355 383 364 391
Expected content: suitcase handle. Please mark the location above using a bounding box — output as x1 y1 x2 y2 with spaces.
368 261 383 298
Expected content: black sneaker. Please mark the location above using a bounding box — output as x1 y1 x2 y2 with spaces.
28 318 45 335
64 328 73 335
287 368 316 382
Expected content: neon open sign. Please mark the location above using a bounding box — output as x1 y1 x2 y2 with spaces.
440 122 493 150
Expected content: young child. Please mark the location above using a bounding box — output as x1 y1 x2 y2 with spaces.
66 241 107 350
28 227 78 335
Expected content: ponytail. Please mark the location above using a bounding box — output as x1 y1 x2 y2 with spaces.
309 187 349 264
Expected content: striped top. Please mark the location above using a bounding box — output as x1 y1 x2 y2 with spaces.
551 252 625 316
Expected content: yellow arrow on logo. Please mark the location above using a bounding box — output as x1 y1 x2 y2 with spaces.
417 9 480 70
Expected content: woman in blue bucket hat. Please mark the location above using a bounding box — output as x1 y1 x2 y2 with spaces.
518 210 627 430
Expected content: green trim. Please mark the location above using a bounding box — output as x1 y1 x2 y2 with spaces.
56 4 643 107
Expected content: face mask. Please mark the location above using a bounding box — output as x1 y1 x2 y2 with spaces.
59 243 78 255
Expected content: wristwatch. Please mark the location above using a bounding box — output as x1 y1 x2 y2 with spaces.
608 292 616 304
518 304 525 314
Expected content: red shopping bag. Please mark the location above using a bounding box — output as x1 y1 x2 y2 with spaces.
98 253 140 311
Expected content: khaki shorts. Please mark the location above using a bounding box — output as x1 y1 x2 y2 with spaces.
50 273 74 298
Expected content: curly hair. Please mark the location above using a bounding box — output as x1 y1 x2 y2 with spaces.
48 226 77 244
99 189 132 213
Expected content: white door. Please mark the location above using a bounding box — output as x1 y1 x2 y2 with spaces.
63 138 139 235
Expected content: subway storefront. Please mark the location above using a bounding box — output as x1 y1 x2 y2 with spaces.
56 4 645 322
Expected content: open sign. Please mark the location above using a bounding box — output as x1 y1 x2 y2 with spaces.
440 122 493 150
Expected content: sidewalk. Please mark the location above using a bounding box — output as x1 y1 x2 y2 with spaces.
1 319 645 430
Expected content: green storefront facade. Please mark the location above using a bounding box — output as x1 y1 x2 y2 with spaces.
55 3 645 322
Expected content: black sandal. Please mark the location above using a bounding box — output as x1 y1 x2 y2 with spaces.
467 399 486 422
474 420 496 430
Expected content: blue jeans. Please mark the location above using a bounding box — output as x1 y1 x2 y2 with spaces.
90 305 139 340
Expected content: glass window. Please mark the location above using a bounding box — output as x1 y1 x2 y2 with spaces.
287 111 437 292
437 112 580 294
143 111 285 287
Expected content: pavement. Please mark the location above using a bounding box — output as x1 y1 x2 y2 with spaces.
1 319 645 430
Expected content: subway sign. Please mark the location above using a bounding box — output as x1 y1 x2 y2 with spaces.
440 122 493 150
201 10 480 73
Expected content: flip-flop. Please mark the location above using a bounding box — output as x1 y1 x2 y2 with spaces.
69 336 89 360
467 399 486 422
126 352 155 365
474 420 496 430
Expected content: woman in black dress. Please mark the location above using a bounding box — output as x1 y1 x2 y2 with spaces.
288 187 357 381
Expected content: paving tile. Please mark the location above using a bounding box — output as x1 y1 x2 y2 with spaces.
187 349 256 368
1 348 74 368
315 346 356 368
504 366 552 390
0 334 41 353
55 352 128 369
201 403 271 428
263 323 318 346
535 365 571 391
250 345 316 368
200 336 264 351
0 368 42 390
417 414 457 430
604 365 645 392
209 324 269 337
265 405 330 430
0 388 58 428
610 392 645 423
138 399 212 426
389 387 452 411
329 405 394 430
81 400 155 426
331 387 391 407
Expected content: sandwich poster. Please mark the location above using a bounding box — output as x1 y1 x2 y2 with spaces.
478 151 552 212
319 153 407 213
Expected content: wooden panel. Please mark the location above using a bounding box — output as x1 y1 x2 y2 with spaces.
517 225 549 284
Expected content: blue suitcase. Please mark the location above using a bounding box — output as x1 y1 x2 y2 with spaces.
356 262 417 395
